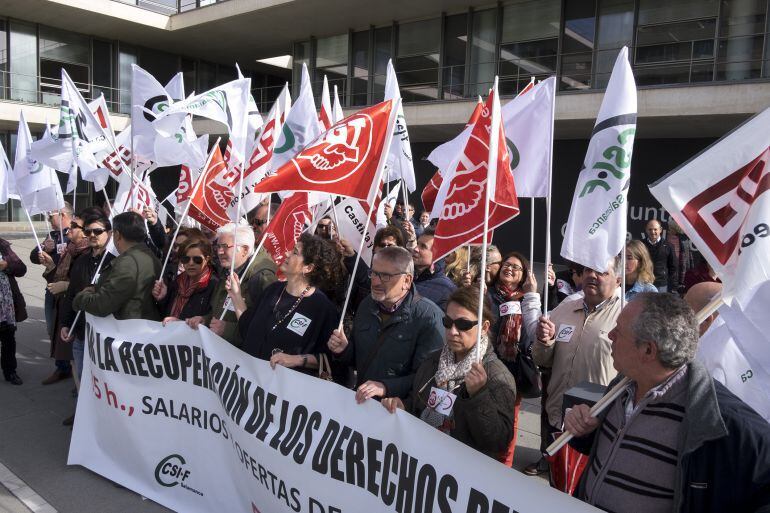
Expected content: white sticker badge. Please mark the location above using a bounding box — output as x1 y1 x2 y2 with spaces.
499 301 522 316
56 243 67 255
427 387 457 416
222 296 235 312
286 312 312 336
556 324 576 343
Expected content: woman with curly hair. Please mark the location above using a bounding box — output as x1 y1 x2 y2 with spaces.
624 239 658 302
227 233 340 377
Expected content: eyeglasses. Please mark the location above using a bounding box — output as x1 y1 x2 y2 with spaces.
501 263 524 272
368 270 406 283
442 316 477 332
70 222 84 230
216 244 234 252
84 228 107 237
180 255 205 265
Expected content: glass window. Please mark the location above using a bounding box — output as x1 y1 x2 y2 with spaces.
216 64 237 85
372 27 392 102
501 0 560 43
140 49 179 85
560 0 596 90
197 60 216 92
443 13 467 100
595 0 635 87
93 40 113 109
720 0 766 37
315 34 348 100
292 40 310 97
719 0 766 80
468 9 497 97
181 58 196 96
351 30 369 106
0 21 7 100
638 0 719 25
138 0 178 14
397 19 440 101
9 20 37 103
118 44 138 114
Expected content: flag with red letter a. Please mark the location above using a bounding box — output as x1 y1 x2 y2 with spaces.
430 87 520 262
650 106 770 304
252 99 398 205
188 145 237 230
263 192 311 268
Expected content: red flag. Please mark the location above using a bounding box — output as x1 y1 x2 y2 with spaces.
263 192 312 268
431 87 519 262
421 99 484 212
188 145 238 230
252 99 396 203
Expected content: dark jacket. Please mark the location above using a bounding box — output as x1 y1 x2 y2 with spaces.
405 343 517 459
159 272 219 320
414 266 456 312
335 288 444 398
73 244 161 321
643 237 678 290
205 250 277 347
0 238 28 324
61 249 115 339
572 361 770 513
29 229 68 267
145 219 167 259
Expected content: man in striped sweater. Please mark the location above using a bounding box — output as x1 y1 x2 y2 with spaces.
565 293 770 513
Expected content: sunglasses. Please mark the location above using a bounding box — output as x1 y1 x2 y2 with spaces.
84 228 107 236
252 219 267 227
180 255 205 265
442 316 477 332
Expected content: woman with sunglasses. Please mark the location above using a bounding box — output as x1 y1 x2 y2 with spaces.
152 237 218 325
225 233 341 377
381 286 517 459
58 214 113 424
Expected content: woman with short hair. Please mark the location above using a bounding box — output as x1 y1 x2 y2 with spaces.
625 240 658 302
381 286 517 460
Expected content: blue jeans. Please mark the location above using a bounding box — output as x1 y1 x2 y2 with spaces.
72 338 85 383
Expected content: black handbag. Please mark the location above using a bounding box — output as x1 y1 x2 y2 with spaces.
511 342 542 399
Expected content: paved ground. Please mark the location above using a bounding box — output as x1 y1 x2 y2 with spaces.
0 235 548 513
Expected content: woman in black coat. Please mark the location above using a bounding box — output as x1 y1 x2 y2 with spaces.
152 237 218 323
0 238 28 385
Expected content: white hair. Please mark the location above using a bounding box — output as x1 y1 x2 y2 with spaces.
216 223 256 256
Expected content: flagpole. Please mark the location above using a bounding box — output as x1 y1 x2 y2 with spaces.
230 159 246 279
158 137 221 280
102 189 113 216
542 77 556 317
19 199 43 250
218 230 269 321
337 98 402 332
529 197 535 268
400 179 409 222
329 194 340 238
69 237 114 331
621 244 627 308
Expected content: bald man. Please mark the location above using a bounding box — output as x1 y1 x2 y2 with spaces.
686 282 770 421
643 219 678 292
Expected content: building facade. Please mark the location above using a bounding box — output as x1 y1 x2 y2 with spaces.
1 0 769 258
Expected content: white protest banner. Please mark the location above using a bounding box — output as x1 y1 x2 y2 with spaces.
70 315 600 513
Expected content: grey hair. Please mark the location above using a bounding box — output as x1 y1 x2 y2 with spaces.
373 245 414 275
216 223 256 256
608 254 622 276
60 202 74 216
630 292 699 368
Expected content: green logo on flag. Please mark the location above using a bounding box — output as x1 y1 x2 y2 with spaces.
579 128 635 198
274 125 295 154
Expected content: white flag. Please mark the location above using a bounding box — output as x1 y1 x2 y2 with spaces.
236 63 263 152
165 72 185 101
0 141 19 204
332 84 344 123
376 180 401 228
154 77 252 167
383 60 416 192
319 75 333 131
269 63 320 171
650 109 770 304
14 111 65 215
132 64 173 162
153 115 209 169
333 197 377 264
561 47 636 272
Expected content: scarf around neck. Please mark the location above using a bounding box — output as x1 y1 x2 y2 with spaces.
170 267 212 318
495 283 524 361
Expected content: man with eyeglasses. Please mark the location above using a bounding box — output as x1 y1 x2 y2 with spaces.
73 212 161 322
530 255 623 478
248 202 279 241
189 223 276 347
412 228 456 311
328 246 444 402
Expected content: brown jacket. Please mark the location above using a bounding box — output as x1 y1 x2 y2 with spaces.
404 344 517 459
0 238 27 323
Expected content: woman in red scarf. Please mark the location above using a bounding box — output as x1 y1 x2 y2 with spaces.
488 251 532 466
153 238 218 324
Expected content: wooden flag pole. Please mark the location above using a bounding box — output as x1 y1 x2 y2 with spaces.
336 98 402 332
158 137 221 280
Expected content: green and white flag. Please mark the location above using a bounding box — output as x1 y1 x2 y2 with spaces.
560 47 637 272
14 111 64 215
269 63 321 171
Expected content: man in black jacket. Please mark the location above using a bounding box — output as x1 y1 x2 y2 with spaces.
564 293 770 513
411 229 455 311
642 219 678 292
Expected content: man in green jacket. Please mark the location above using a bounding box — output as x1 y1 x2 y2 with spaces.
73 212 161 321
187 223 276 347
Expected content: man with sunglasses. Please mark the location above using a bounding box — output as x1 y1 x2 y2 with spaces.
328 246 444 402
248 202 279 241
73 212 161 321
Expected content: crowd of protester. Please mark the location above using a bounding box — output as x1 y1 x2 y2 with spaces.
4 198 768 513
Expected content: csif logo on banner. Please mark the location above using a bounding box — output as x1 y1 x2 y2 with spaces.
154 454 204 497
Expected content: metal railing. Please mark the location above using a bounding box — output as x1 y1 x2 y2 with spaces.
115 0 229 15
